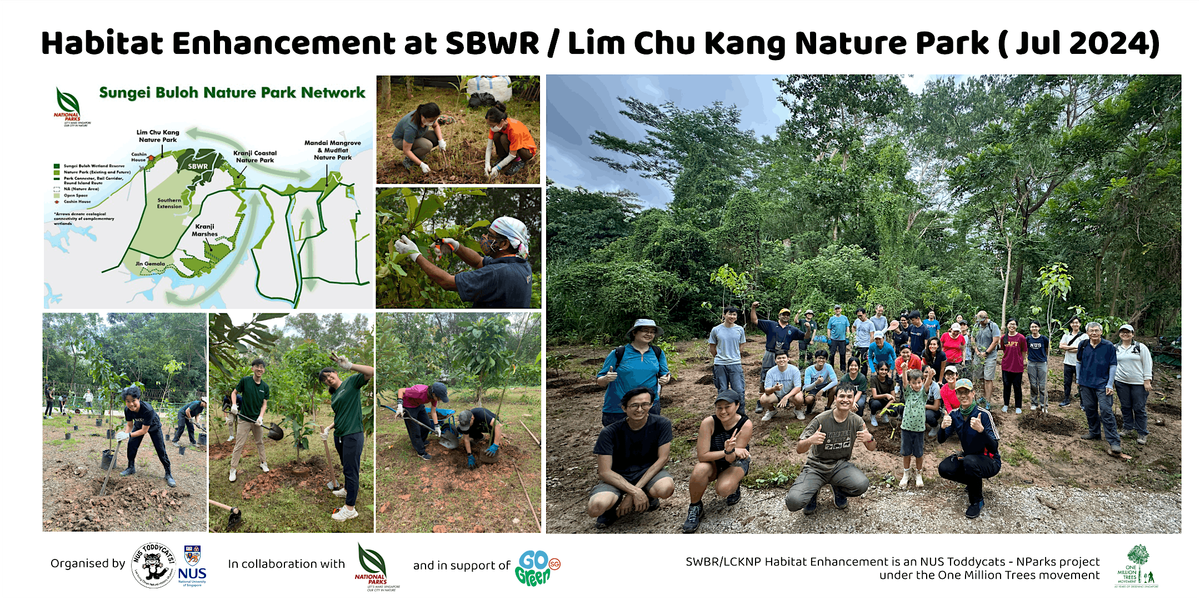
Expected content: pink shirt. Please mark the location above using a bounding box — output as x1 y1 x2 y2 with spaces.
941 332 966 363
401 385 433 408
1000 333 1028 373
941 386 960 411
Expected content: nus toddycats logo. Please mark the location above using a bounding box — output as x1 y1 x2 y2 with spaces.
1114 544 1157 588
131 542 176 589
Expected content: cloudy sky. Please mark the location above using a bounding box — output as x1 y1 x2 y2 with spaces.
546 74 939 209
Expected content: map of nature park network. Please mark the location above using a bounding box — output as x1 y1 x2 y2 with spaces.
45 133 372 309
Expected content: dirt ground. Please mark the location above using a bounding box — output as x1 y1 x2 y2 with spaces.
42 411 207 532
376 84 540 185
546 334 1183 534
375 390 542 533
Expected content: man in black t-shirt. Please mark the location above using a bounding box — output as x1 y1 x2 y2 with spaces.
456 407 502 469
586 387 676 529
115 386 176 487
172 398 207 446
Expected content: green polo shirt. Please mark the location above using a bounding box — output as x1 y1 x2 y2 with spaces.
332 372 368 437
235 375 270 418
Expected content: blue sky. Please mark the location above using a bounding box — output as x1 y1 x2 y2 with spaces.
547 74 938 209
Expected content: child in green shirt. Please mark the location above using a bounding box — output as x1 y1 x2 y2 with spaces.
899 368 928 488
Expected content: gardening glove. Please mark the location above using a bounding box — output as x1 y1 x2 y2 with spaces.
393 236 420 261
485 443 499 457
230 403 239 415
439 237 460 251
255 416 263 427
330 350 352 370
487 167 499 180
437 139 447 152
114 431 130 442
467 455 477 469
419 162 431 174
434 424 442 436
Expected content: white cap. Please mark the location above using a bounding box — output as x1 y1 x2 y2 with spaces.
951 323 961 332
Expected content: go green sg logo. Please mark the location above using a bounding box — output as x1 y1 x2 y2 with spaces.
515 550 556 587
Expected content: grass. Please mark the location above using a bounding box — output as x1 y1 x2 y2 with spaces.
1005 439 1041 467
376 82 540 185
46 438 80 448
745 461 803 490
207 408 374 533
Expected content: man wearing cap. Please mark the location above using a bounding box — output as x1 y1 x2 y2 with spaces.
708 307 748 414
749 301 804 413
826 305 850 372
797 309 818 362
785 382 877 515
973 311 1002 404
394 216 533 308
867 331 896 375
394 382 451 460
597 319 671 426
1077 322 1122 455
456 406 501 469
851 308 878 367
936 379 1001 519
588 387 675 529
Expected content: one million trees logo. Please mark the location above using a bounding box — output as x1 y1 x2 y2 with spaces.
1114 544 1157 588
55 88 81 121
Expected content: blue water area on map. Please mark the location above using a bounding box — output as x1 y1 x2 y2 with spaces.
45 225 97 253
44 283 63 308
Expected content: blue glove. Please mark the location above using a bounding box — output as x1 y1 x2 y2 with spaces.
467 455 477 469
485 444 499 457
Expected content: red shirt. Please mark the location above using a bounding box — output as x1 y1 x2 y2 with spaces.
1000 333 1028 373
894 356 923 376
941 332 966 363
941 386 960 411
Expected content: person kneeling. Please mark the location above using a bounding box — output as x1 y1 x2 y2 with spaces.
682 390 753 533
784 383 877 515
936 379 1001 519
587 388 675 529
456 406 502 469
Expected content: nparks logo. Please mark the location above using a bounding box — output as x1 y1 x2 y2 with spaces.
54 88 90 127
355 543 388 586
1114 544 1157 588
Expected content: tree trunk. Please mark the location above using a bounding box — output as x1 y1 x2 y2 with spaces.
1011 259 1025 312
1000 237 1013 326
1109 248 1127 317
381 76 390 109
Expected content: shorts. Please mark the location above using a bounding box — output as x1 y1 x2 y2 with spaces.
714 456 751 476
900 429 925 458
982 354 998 380
589 469 672 499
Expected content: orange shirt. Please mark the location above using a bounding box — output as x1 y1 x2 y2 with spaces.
489 117 537 156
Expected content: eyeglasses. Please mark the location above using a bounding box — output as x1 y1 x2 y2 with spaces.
636 328 657 334
627 402 653 411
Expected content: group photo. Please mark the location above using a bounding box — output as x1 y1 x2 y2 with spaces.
545 74 1181 534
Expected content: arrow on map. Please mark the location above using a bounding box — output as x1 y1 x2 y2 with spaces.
185 127 310 181
165 192 264 307
301 207 318 292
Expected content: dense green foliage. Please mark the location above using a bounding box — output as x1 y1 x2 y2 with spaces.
549 75 1180 343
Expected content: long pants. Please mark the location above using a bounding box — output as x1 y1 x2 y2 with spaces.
713 363 747 416
784 460 870 511
493 132 534 164
937 453 1000 504
231 419 266 469
1080 386 1120 446
392 129 438 160
853 345 869 366
759 350 779 394
1115 381 1149 436
1002 370 1023 408
173 409 196 444
45 399 54 416
334 431 364 507
226 413 237 439
127 426 171 474
1062 364 1077 403
829 339 848 372
1026 361 1048 408
403 405 436 455
861 397 889 416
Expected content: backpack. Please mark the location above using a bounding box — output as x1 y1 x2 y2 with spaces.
614 344 664 367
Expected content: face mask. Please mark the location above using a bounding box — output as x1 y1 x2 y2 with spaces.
490 124 503 133
424 120 437 128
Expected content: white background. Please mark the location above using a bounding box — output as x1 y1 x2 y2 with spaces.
6 1 1194 598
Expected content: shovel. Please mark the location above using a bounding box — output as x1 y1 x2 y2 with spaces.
320 432 343 492
99 439 123 496
208 499 243 529
378 402 458 449
233 412 284 441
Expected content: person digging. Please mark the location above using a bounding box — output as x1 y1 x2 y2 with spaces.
115 386 176 487
172 398 206 447
229 358 270 483
318 351 374 522
394 382 451 460
456 407 502 469
393 216 532 308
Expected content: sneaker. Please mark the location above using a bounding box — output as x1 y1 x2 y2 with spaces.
1015 408 1022 414
165 474 177 487
726 486 742 506
794 409 805 420
333 487 347 498
881 414 890 424
803 494 819 515
419 453 433 461
1137 435 1147 445
1109 444 1122 455
171 440 181 447
647 497 661 512
1120 430 1136 438
899 468 911 488
915 471 924 488
1058 401 1070 407
762 410 776 422
833 488 848 509
965 499 984 519
681 502 704 533
120 466 136 476
331 506 359 522
595 508 618 529
1080 432 1101 441
754 403 764 414
1002 405 1009 413
260 462 270 473
227 435 235 442
229 469 237 482
503 160 526 176
927 427 938 438
870 415 878 427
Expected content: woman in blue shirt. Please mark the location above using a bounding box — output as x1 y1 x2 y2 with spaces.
1025 321 1050 412
597 319 671 426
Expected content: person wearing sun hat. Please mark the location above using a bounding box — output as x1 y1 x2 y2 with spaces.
597 318 671 426
936 378 1001 519
394 215 532 308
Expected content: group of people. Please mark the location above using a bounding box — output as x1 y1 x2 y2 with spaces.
391 101 537 179
585 306 1156 532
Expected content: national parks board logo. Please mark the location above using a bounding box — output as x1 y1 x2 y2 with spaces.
514 550 556 588
54 88 90 127
131 542 176 589
1114 544 1157 588
355 543 395 591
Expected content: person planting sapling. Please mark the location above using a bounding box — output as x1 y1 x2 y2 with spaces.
115 386 176 488
394 216 533 308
